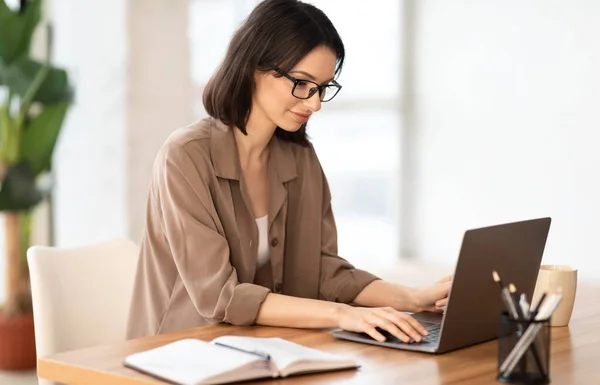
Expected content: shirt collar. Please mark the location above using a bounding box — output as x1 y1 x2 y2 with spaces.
209 117 298 183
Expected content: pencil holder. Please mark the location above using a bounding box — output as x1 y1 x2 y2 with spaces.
497 312 551 384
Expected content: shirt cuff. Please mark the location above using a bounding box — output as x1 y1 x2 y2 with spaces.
224 283 271 325
330 269 381 304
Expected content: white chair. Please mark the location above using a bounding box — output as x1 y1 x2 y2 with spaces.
27 238 139 385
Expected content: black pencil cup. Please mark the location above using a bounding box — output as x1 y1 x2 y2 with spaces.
497 312 551 384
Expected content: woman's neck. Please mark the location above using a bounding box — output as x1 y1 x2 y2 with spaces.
234 109 276 167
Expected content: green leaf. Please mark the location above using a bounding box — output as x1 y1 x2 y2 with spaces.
0 0 41 65
0 162 43 211
0 101 19 164
19 209 33 268
4 57 73 104
0 57 6 85
19 101 69 176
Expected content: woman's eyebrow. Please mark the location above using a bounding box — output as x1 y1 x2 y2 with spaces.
289 70 335 84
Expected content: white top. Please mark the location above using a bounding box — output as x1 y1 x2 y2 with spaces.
255 215 270 267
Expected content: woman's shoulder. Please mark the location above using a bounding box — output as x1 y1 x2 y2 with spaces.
162 117 213 153
153 117 220 176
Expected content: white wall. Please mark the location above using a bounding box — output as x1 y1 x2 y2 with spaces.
50 0 129 246
49 0 191 248
405 0 600 282
126 0 193 243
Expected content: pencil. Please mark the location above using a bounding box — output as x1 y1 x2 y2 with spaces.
492 271 518 318
509 284 525 320
493 271 544 376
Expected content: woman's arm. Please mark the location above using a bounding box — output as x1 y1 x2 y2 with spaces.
255 292 430 343
352 280 420 312
255 293 344 329
255 276 452 343
352 278 452 313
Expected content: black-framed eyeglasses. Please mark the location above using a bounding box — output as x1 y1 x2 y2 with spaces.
273 67 342 102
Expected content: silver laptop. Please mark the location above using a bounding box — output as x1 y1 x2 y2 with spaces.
332 217 552 354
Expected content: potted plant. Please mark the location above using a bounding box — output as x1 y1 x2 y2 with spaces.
0 0 73 370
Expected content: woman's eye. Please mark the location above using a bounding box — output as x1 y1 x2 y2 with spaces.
296 81 309 88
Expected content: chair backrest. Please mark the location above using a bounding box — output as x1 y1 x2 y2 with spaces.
27 239 139 363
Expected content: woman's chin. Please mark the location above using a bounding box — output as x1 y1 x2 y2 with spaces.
277 121 304 132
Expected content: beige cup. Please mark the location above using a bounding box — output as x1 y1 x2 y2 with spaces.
531 265 577 327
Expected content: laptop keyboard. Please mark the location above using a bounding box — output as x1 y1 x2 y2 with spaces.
376 325 441 344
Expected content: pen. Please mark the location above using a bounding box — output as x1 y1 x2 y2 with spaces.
519 293 531 319
214 342 271 360
492 271 519 320
509 284 525 321
500 291 562 376
530 292 547 319
493 271 544 375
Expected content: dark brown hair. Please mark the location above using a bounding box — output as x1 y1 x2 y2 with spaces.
202 0 345 147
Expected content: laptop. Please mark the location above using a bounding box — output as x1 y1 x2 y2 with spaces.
332 217 552 354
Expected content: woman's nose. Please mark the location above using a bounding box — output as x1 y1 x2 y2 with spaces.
303 91 322 112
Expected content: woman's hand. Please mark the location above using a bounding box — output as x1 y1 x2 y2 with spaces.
414 275 453 313
336 305 429 343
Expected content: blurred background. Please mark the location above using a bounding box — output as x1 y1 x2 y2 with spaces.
1 0 600 383
1 0 599 312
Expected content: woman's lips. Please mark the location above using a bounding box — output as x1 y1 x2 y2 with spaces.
290 111 310 124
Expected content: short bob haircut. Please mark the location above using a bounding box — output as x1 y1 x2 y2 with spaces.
202 0 345 147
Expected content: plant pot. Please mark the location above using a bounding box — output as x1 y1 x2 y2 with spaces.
0 313 37 370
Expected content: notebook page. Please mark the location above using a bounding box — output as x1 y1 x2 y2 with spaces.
124 338 267 385
211 336 356 375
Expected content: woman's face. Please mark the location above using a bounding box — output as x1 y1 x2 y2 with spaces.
253 45 337 132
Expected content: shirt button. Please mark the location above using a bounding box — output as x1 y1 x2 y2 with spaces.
274 283 283 293
270 237 279 247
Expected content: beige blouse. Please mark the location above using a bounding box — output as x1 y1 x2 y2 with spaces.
126 117 380 339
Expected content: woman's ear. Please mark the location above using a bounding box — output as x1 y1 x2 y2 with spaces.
253 69 270 83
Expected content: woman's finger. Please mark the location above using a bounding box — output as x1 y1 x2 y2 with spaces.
381 307 429 335
394 318 424 342
435 298 448 307
378 310 425 342
361 321 386 342
398 313 429 337
381 307 429 337
368 315 411 343
437 274 453 283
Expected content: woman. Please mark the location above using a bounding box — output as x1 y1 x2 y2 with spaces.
127 0 451 343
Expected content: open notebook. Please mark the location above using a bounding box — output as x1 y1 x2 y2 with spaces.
124 336 359 385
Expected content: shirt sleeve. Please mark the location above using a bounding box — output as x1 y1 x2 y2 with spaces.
156 142 270 325
317 165 381 303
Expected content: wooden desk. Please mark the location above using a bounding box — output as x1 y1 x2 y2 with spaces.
38 285 599 385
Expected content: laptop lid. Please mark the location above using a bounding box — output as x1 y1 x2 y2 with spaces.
435 217 551 353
